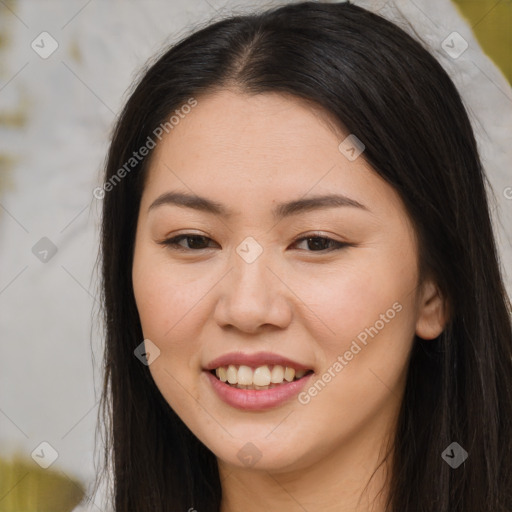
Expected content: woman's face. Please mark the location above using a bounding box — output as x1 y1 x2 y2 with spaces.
132 90 445 474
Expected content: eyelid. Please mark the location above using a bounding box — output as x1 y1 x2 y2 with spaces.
157 231 350 253
292 233 349 252
157 232 218 252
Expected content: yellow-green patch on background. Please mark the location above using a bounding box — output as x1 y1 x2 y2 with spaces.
452 0 512 84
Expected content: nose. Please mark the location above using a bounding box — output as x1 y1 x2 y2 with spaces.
213 247 293 334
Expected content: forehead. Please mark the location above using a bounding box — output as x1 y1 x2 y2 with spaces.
146 91 358 185
140 89 404 223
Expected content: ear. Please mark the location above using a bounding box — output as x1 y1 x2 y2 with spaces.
415 279 449 340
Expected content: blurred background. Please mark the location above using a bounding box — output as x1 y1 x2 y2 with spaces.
0 0 510 510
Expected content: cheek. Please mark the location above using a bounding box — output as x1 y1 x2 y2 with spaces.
133 246 211 343
132 253 213 418
131 245 213 394
288 243 418 414
285 262 417 451
290 246 418 350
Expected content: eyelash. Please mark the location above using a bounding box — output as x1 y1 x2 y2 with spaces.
158 233 349 253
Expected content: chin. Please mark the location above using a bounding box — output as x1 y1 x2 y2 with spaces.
208 435 314 473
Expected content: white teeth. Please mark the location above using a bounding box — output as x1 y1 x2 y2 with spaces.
213 364 309 387
217 367 227 382
253 365 271 386
227 364 238 384
270 365 284 383
284 367 295 382
237 365 253 385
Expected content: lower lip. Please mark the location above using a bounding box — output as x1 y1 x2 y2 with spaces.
204 370 313 411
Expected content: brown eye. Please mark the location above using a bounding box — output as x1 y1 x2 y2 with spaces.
158 233 349 253
159 234 217 251
293 236 348 252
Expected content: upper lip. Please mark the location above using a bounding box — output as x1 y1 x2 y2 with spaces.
204 351 312 371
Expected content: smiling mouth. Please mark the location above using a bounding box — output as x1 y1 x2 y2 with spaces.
210 364 314 390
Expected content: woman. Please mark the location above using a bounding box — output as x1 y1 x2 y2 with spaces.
95 2 512 510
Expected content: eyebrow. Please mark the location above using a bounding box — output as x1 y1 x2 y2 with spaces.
147 191 369 219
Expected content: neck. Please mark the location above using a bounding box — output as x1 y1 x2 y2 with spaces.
218 421 395 512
